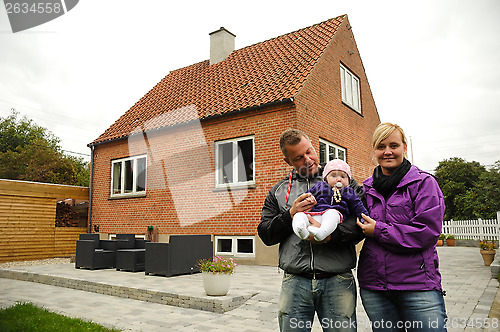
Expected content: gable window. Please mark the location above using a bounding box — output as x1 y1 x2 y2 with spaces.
319 139 346 164
111 155 147 197
340 63 361 113
215 136 254 187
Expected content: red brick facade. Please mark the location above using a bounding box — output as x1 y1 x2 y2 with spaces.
89 16 380 263
91 102 297 236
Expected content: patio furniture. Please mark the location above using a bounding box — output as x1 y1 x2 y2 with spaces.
145 235 212 277
116 249 145 272
116 236 149 272
75 233 117 270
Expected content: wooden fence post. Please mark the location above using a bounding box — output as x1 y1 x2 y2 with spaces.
496 212 500 242
478 218 484 241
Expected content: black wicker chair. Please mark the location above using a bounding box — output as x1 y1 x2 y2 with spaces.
115 235 149 272
75 234 117 270
145 235 212 277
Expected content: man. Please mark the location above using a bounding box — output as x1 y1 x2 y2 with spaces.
258 129 364 332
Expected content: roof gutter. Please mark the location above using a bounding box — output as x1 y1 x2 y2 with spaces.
87 135 128 148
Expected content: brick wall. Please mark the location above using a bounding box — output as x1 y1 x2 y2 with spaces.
91 102 297 236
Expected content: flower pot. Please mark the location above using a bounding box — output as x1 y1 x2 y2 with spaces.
446 239 455 246
480 249 496 266
437 240 443 246
202 271 231 296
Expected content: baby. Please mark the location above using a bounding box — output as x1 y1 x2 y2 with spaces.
292 159 368 241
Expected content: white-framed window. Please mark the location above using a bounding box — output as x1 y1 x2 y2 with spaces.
111 154 147 197
319 139 346 164
215 236 255 257
340 63 361 113
108 234 146 240
215 136 255 187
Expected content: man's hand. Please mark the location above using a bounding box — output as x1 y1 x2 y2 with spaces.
289 193 317 218
306 214 331 244
357 213 376 237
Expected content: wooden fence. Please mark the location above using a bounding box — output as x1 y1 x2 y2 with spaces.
442 212 500 241
0 179 89 263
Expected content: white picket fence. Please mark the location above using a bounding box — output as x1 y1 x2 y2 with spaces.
442 212 500 241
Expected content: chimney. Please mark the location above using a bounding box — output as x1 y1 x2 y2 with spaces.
209 27 235 65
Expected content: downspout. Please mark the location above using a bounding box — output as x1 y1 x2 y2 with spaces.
87 143 95 234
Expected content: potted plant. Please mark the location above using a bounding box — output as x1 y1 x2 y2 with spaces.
146 225 158 242
446 234 455 247
198 256 237 296
479 240 497 266
437 234 445 246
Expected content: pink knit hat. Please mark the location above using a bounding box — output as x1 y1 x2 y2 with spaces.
322 159 352 180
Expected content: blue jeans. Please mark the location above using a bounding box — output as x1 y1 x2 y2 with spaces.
360 288 447 332
278 272 357 331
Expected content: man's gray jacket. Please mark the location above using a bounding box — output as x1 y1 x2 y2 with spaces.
258 166 364 275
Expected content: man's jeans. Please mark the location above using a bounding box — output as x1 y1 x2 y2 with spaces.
278 272 357 331
360 288 447 332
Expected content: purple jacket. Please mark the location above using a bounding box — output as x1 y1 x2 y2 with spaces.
358 165 445 291
308 181 368 220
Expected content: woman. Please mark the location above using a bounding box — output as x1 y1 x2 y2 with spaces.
357 123 447 331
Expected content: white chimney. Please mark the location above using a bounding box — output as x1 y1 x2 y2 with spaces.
209 27 235 65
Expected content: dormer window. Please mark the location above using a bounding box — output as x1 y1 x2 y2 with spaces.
340 64 361 113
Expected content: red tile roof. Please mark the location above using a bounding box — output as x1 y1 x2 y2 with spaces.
92 15 346 145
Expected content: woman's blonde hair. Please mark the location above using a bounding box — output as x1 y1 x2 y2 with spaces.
372 122 408 157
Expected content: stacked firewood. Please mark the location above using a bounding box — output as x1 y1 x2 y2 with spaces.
55 202 79 227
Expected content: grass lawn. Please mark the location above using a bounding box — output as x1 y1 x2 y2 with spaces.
0 302 120 331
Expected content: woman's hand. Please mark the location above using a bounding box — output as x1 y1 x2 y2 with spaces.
357 213 376 237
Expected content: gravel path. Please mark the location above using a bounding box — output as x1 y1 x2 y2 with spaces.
0 257 72 268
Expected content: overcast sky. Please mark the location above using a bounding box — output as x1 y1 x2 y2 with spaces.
1 0 499 174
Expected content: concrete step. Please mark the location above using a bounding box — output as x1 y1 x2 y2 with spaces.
0 268 255 313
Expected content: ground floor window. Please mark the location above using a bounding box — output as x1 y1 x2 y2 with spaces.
215 136 255 187
215 236 255 257
108 234 145 240
111 154 147 197
319 139 346 163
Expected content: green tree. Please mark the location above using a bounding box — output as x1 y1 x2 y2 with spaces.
0 111 59 153
0 111 89 186
435 157 499 220
470 161 500 219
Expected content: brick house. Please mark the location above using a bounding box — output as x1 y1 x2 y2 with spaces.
88 14 380 265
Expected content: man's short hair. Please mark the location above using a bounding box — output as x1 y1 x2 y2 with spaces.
280 128 309 158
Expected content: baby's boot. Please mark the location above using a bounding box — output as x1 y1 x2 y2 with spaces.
292 213 310 240
307 226 328 242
